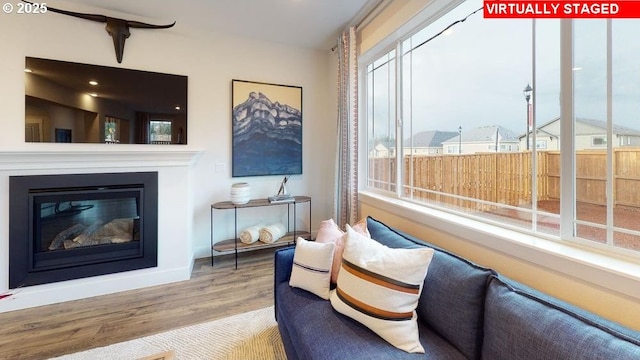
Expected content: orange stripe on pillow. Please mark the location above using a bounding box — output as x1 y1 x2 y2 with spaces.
335 287 413 321
341 259 420 295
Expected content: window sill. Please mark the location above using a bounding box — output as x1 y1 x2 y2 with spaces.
359 191 640 300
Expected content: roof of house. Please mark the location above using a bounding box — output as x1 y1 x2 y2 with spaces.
524 117 640 138
369 139 396 151
576 118 640 135
404 130 458 148
442 125 520 143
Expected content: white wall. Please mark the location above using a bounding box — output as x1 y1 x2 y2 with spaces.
0 4 338 310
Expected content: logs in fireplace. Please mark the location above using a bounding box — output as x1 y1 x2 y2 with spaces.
9 172 158 288
48 218 138 250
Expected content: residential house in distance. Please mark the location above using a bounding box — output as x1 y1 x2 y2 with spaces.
403 130 458 155
442 125 520 154
519 117 640 150
369 139 396 158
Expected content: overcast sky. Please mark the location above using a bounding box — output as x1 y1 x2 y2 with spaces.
371 0 640 139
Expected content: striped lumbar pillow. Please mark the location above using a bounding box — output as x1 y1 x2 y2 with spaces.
289 237 335 299
330 225 434 353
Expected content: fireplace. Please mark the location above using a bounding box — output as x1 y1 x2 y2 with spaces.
9 172 158 289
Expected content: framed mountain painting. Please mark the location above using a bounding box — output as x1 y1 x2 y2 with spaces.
231 79 303 177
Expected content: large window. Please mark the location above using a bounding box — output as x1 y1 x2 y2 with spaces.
364 0 640 256
149 120 172 144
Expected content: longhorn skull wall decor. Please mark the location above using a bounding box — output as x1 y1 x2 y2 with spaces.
22 1 176 63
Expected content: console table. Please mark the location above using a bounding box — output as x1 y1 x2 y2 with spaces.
210 196 311 268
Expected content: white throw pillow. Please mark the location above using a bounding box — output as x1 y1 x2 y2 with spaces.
329 225 435 353
289 237 335 300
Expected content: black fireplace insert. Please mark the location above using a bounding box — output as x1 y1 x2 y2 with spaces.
9 172 158 288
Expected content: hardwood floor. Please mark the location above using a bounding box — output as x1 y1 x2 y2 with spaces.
0 249 277 360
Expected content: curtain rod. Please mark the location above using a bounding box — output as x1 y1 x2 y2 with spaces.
331 0 388 52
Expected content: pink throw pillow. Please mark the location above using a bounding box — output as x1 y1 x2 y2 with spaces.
352 218 371 238
315 219 345 283
315 218 372 283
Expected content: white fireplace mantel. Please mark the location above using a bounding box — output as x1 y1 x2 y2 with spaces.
0 147 203 312
0 148 202 171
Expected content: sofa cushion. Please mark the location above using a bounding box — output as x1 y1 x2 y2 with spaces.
367 216 494 360
276 281 467 360
366 216 426 249
483 275 640 360
289 237 334 300
330 225 435 353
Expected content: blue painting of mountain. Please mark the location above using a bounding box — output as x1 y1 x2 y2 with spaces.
232 91 302 177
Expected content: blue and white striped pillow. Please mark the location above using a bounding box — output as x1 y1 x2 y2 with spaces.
330 225 435 353
289 237 335 299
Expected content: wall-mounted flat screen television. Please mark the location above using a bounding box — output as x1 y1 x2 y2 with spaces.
24 57 188 145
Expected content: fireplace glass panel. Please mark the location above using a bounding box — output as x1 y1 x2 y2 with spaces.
31 188 143 271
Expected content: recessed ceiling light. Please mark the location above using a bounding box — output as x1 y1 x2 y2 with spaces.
89 93 98 97
24 68 33 73
89 80 98 86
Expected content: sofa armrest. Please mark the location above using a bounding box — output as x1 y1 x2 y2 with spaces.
274 246 295 321
274 246 295 285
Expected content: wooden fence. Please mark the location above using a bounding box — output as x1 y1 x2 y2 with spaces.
369 148 640 210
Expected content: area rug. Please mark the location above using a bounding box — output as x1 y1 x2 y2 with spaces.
50 306 286 360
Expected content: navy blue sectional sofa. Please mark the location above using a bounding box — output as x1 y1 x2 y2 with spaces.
274 216 640 359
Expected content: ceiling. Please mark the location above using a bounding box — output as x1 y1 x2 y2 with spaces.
56 0 378 50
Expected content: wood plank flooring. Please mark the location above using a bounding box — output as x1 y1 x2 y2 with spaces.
0 249 277 360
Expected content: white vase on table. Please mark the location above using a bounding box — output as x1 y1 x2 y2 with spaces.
230 182 251 205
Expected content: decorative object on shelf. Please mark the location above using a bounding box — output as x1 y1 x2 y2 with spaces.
277 175 289 196
23 0 176 63
239 224 264 244
268 176 295 203
230 182 251 205
259 223 287 243
232 79 303 177
268 196 295 204
210 196 312 268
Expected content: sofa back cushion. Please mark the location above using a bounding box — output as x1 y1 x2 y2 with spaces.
483 275 640 360
367 216 494 360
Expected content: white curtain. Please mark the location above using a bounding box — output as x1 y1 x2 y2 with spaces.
333 27 359 228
